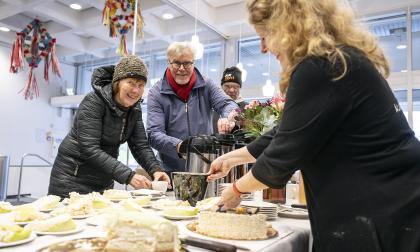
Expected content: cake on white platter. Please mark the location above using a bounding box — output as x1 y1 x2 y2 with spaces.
195 211 268 240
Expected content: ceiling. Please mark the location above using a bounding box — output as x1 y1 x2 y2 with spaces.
0 0 251 63
0 0 418 64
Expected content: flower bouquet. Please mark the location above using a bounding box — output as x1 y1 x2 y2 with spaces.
241 95 285 139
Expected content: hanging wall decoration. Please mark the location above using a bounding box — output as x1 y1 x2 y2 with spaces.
9 19 62 100
102 0 144 56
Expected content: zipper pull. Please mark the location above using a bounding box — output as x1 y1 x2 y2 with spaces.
73 164 79 176
120 118 126 141
185 103 188 113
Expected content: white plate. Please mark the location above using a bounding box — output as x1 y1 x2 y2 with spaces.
137 204 151 208
0 232 36 248
161 213 198 220
109 198 132 203
34 223 85 236
39 208 55 213
71 213 94 219
149 195 166 200
85 216 104 226
240 201 277 208
131 189 163 196
13 221 33 226
277 208 308 219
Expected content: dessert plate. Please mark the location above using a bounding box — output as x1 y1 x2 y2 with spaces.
34 223 85 236
13 220 33 226
109 198 132 203
277 206 308 219
36 237 108 252
0 232 36 248
161 213 198 220
71 213 94 220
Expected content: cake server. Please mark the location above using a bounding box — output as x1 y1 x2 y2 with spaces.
180 236 250 251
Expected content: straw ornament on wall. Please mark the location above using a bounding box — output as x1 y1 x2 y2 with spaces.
9 19 62 100
102 0 144 56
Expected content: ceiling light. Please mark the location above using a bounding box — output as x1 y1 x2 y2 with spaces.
0 27 10 32
191 35 204 60
191 0 204 60
70 3 82 10
210 68 217 72
247 63 254 67
396 44 407 50
262 72 269 76
162 13 174 20
262 79 275 97
401 69 407 73
236 62 247 82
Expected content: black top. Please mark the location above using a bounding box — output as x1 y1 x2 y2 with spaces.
48 66 161 198
248 47 420 251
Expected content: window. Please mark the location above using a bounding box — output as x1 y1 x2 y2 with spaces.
412 10 420 70
238 38 281 98
394 89 408 114
195 43 223 83
365 13 407 73
413 89 420 139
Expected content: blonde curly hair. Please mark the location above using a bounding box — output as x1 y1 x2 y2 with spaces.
246 0 390 94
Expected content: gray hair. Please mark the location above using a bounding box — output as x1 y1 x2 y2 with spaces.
167 41 197 60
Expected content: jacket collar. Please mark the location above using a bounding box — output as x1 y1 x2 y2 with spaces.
159 68 206 95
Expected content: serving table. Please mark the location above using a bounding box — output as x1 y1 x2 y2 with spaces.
2 196 311 252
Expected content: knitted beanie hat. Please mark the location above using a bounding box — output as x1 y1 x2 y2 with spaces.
112 55 148 84
221 66 242 87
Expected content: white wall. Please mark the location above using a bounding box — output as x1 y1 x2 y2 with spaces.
0 44 75 198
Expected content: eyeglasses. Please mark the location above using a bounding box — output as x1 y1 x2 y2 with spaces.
169 61 194 69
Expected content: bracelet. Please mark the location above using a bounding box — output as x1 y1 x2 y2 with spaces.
232 181 243 198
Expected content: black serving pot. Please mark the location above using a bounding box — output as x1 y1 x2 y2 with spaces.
171 172 208 206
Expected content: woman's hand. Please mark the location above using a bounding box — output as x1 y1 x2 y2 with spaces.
153 171 172 189
207 156 234 181
217 185 242 211
129 174 152 189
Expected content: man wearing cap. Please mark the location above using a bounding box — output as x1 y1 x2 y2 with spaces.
48 55 170 198
147 42 239 174
213 66 248 133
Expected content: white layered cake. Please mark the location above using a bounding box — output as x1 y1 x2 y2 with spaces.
196 212 268 240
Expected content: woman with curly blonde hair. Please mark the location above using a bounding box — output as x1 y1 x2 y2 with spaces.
208 0 420 251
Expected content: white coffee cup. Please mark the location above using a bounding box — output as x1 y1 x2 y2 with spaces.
152 181 168 193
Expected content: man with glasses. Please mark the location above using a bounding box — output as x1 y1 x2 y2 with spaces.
147 41 238 175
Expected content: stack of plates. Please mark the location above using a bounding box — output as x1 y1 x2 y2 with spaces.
240 201 278 220
217 183 253 201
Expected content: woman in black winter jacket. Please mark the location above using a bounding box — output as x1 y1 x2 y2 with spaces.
48 55 170 198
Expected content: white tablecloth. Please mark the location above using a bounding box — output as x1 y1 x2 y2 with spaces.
2 202 311 252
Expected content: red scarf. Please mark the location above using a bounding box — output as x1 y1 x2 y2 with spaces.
166 68 196 102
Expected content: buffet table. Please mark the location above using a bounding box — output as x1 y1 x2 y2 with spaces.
2 195 312 252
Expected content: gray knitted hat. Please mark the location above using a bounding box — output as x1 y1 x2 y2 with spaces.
112 55 148 84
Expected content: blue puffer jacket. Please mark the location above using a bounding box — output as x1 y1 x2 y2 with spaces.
147 68 238 173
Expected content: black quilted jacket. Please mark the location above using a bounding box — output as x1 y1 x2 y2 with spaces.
48 65 161 198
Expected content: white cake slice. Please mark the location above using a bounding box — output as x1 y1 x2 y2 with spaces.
196 211 268 240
